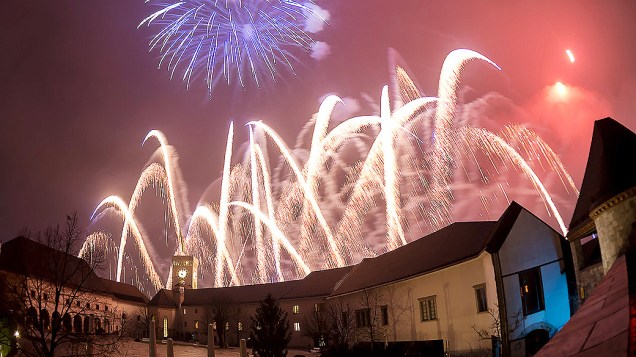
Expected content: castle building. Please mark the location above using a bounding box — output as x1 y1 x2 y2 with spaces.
149 201 576 356
535 117 636 356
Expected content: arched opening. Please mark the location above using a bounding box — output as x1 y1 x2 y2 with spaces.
52 311 61 331
83 316 90 334
525 329 549 356
73 315 82 333
163 316 168 338
63 313 72 332
94 318 102 334
104 318 110 334
40 309 50 330
26 307 38 327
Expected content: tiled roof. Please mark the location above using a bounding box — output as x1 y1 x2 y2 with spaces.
280 266 353 300
100 279 149 304
182 280 299 306
0 236 107 292
148 289 176 308
535 256 630 356
330 221 497 297
0 236 148 305
569 118 636 238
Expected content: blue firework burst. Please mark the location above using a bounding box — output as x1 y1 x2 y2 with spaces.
139 0 323 95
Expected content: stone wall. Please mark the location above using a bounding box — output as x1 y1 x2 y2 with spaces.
592 190 636 273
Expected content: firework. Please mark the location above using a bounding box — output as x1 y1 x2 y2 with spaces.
139 0 325 94
87 49 577 294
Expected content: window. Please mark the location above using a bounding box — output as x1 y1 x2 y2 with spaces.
30 290 35 298
355 308 371 327
380 305 389 325
294 322 301 332
105 306 108 312
519 267 545 316
86 303 91 309
163 317 168 338
76 301 80 307
183 308 186 315
96 304 100 311
474 284 488 313
293 305 299 314
419 296 437 321
238 321 243 331
194 308 198 314
43 293 48 301
137 315 141 321
314 303 324 312
195 320 199 329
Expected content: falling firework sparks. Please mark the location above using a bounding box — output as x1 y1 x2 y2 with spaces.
87 49 576 294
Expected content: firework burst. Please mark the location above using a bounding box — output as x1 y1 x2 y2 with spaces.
139 0 325 95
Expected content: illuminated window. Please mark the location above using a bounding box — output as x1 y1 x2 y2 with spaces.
293 305 299 314
294 322 300 332
380 305 389 325
183 308 186 315
225 322 229 330
355 309 371 327
195 320 199 329
474 284 488 313
314 303 324 312
519 267 544 316
419 296 437 321
238 321 243 331
163 317 168 338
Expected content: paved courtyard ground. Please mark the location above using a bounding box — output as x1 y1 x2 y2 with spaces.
118 340 321 357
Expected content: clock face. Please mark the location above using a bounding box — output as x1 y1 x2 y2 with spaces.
178 268 188 279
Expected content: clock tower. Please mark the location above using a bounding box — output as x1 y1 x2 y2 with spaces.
171 255 198 289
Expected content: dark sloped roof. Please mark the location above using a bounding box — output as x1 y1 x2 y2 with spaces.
330 221 497 297
0 236 150 305
280 266 353 300
0 236 107 292
182 280 299 306
100 279 149 304
486 201 523 253
148 289 176 307
569 118 636 237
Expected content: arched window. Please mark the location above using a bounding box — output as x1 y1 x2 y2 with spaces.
26 307 38 327
40 309 50 330
73 315 82 333
63 313 72 332
163 316 168 338
52 311 61 331
83 316 90 333
104 318 110 333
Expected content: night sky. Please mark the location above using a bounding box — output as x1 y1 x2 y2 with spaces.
2 1 635 276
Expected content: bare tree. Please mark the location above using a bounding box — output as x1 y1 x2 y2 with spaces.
472 304 523 341
355 288 388 349
0 214 126 357
324 299 356 348
301 304 328 348
206 303 233 348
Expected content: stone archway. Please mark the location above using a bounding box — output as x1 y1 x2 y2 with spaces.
525 329 549 355
73 314 82 333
